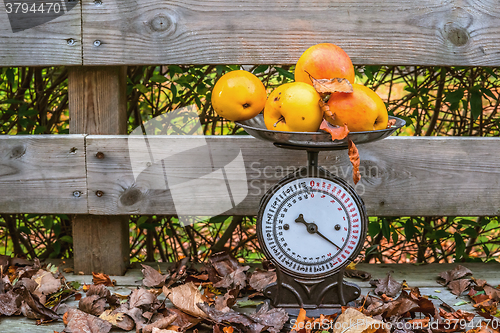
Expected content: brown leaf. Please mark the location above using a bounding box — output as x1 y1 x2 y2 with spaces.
78 294 106 316
319 99 335 120
214 292 235 311
449 279 471 296
290 308 307 332
32 269 61 296
438 265 472 285
209 252 240 277
344 269 372 281
469 288 491 304
484 285 500 302
348 139 361 184
249 302 288 333
99 309 134 331
14 285 60 321
92 272 114 287
387 118 397 128
165 257 190 288
129 288 159 311
0 290 21 316
142 264 168 288
249 270 277 292
163 282 208 318
63 308 112 333
438 308 475 321
320 119 349 141
371 272 402 297
333 308 389 333
162 307 201 331
86 284 119 306
311 76 353 95
214 265 249 290
142 313 178 333
197 302 288 333
473 297 498 315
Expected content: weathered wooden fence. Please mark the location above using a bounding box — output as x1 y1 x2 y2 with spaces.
1 0 500 274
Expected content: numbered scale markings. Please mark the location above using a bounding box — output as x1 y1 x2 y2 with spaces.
258 174 366 278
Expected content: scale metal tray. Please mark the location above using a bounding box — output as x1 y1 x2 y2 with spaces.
236 114 405 150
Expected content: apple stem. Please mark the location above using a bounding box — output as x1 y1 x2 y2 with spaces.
273 115 285 127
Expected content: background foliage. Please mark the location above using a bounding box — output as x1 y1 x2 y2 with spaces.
1 65 500 264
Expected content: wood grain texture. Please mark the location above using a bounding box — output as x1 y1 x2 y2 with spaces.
0 0 82 66
68 67 128 135
0 135 87 213
85 136 500 217
82 0 500 66
69 66 129 275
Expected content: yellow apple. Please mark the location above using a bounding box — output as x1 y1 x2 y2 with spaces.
264 82 323 132
211 70 267 121
326 84 388 132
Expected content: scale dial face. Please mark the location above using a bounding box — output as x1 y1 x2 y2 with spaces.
257 172 366 277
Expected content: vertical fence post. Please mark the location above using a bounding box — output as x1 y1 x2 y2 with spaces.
68 66 129 275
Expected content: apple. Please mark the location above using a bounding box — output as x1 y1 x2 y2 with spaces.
211 70 267 121
264 82 323 132
326 84 388 132
295 43 355 86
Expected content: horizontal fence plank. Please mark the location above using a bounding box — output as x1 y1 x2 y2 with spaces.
0 135 87 214
82 0 500 66
86 136 500 217
0 0 82 66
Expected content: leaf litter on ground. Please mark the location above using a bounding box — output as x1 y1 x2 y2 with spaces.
4 254 500 333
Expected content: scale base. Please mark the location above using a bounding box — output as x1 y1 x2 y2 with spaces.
263 266 361 320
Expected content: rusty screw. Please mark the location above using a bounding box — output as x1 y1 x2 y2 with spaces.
96 152 105 159
95 190 104 197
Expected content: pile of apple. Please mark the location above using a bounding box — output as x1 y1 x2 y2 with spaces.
211 43 389 138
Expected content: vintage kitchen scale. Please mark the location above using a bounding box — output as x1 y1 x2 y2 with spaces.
236 114 405 318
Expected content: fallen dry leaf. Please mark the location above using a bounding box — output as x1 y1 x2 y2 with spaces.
209 252 240 278
449 278 471 296
371 272 402 297
151 329 179 333
141 264 168 288
214 265 249 290
344 269 372 281
484 285 500 302
162 307 201 331
32 269 61 296
14 284 60 321
334 308 389 333
143 313 177 333
99 306 135 331
319 99 335 120
249 269 277 292
348 139 361 184
197 302 287 333
0 290 20 316
438 265 472 285
163 282 208 318
92 272 114 287
438 308 475 321
129 288 159 311
79 294 106 316
320 119 350 141
63 308 112 333
310 76 353 95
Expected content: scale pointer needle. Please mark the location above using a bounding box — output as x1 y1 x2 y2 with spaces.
295 214 342 249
